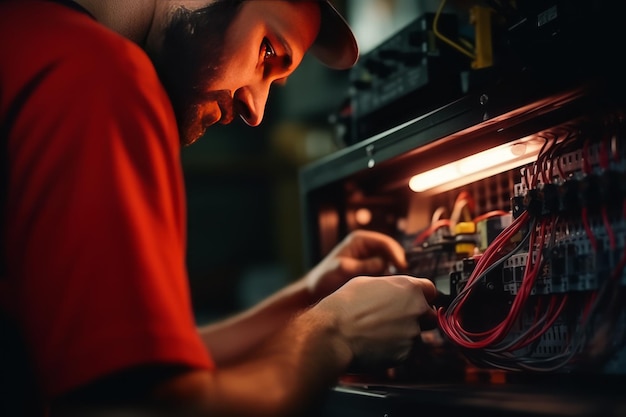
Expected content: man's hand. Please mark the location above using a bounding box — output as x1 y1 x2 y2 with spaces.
312 275 437 371
304 230 408 302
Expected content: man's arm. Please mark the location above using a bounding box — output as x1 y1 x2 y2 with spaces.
54 275 436 417
198 230 412 366
197 279 311 366
158 306 353 417
165 275 436 417
52 305 345 417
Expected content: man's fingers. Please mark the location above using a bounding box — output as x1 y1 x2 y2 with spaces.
338 256 394 278
345 230 408 270
408 276 437 303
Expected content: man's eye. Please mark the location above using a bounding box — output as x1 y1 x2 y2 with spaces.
261 38 276 60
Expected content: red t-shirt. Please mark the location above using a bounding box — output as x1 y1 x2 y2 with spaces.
0 0 214 405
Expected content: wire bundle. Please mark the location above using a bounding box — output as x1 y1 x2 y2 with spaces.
436 116 626 372
437 213 581 371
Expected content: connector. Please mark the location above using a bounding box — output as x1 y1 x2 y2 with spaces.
523 188 543 217
578 174 600 210
541 183 560 215
558 178 579 213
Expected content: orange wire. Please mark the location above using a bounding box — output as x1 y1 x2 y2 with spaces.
473 210 509 224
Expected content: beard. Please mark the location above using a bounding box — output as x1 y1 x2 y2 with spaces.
150 0 244 145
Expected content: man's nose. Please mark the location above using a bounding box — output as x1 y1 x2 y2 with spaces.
234 84 270 127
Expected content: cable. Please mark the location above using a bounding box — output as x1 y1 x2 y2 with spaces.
581 207 598 252
473 210 509 224
433 0 476 60
431 206 448 224
449 191 474 233
438 211 533 349
436 116 626 373
413 219 451 246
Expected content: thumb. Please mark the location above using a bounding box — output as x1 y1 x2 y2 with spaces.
408 277 438 330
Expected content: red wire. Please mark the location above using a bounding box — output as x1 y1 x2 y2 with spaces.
581 207 598 252
556 155 567 180
438 212 537 349
582 291 596 321
601 207 616 251
453 191 475 217
414 191 479 246
460 217 543 348
599 136 610 170
462 213 527 289
521 166 531 192
539 152 550 185
413 219 451 245
439 123 626 357
473 210 509 224
529 163 539 188
532 137 553 187
507 294 568 351
505 220 547 328
544 157 555 184
441 125 624 356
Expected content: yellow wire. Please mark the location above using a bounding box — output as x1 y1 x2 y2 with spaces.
433 0 476 60
459 37 474 51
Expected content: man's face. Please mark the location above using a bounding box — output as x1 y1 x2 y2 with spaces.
152 0 322 145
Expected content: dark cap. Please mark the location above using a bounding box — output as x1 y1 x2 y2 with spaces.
309 0 359 70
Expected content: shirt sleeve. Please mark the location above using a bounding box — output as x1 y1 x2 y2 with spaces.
5 16 213 399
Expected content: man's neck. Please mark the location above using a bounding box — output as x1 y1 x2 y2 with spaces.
72 0 157 46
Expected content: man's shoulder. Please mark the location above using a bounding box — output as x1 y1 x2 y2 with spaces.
1 0 152 73
0 0 162 109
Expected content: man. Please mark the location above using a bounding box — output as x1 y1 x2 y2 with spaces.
0 1 438 416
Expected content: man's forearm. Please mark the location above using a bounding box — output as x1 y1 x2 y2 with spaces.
197 278 313 365
201 307 352 417
141 306 352 417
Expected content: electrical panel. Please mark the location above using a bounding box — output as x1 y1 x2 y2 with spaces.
302 1 626 414
347 12 467 144
304 80 626 378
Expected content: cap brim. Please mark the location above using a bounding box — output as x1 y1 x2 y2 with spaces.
309 0 359 70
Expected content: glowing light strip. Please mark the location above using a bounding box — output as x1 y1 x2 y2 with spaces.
409 141 542 193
